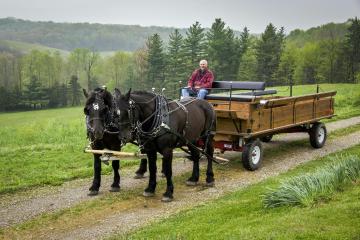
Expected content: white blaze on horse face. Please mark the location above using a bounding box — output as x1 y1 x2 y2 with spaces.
93 103 99 111
117 109 121 115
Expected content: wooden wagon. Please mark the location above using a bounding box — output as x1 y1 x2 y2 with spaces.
204 81 336 170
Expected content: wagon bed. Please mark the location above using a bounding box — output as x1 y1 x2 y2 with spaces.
204 81 336 170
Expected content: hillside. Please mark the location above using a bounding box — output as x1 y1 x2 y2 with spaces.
0 17 188 51
286 21 350 46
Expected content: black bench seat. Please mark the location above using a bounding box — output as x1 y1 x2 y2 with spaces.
204 81 277 102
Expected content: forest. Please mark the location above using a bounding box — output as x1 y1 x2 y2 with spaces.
0 17 359 111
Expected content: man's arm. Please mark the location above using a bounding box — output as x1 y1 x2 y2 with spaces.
187 70 198 88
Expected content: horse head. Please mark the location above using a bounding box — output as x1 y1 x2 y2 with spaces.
83 88 113 140
113 88 134 143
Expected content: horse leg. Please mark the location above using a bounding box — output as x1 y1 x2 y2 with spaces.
186 144 200 186
134 158 147 179
162 149 174 202
143 150 157 197
110 160 120 192
205 135 215 187
89 154 101 195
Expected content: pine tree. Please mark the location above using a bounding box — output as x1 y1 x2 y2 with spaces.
147 34 166 90
206 18 240 80
165 29 187 98
256 23 285 86
343 17 360 83
184 22 206 69
69 75 81 106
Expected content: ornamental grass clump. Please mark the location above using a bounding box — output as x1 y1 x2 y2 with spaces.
263 154 360 208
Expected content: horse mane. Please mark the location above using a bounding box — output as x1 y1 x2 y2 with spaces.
86 88 113 107
131 90 155 100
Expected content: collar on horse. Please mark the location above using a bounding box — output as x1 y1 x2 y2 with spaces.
128 93 170 146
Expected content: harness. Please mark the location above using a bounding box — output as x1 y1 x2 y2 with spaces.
126 95 220 164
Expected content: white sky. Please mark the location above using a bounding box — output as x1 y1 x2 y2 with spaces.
0 0 359 33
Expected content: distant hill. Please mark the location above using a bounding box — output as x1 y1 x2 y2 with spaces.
0 17 351 53
286 21 351 46
0 39 69 56
0 17 189 52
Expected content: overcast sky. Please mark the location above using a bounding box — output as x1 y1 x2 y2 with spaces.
0 0 359 33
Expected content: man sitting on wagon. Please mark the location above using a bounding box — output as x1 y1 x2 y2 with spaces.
181 59 214 99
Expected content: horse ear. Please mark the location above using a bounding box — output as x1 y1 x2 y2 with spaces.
125 88 131 101
83 89 88 98
114 88 121 98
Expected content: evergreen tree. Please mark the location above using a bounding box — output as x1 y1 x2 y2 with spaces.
343 17 360 83
165 29 187 98
147 34 166 89
69 75 81 106
184 22 206 69
206 18 241 80
256 23 285 85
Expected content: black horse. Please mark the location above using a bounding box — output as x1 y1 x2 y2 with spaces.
83 88 123 195
114 89 216 202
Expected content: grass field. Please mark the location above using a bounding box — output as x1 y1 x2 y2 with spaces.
0 83 359 194
122 145 360 240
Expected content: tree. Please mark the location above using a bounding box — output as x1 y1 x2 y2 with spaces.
68 75 81 106
206 18 241 80
69 48 100 90
256 23 285 85
237 37 257 82
108 51 131 88
184 22 206 69
165 29 187 98
275 43 298 86
147 34 166 89
343 17 360 83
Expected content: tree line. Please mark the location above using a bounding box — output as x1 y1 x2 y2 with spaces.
0 18 359 111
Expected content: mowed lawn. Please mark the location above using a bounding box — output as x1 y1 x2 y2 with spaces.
0 107 137 193
0 83 359 193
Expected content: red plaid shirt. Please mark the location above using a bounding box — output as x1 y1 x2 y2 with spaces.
187 68 214 89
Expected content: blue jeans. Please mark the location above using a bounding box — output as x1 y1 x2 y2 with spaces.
181 88 208 99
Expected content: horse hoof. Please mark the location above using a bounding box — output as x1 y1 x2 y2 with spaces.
205 181 215 187
110 187 120 192
185 180 198 186
143 191 155 197
161 196 173 202
134 173 145 179
88 190 99 196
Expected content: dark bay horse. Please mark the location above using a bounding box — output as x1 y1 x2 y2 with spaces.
83 88 123 195
114 89 216 202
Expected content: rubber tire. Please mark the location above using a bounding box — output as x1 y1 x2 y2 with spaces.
309 122 327 148
242 139 263 171
260 135 273 143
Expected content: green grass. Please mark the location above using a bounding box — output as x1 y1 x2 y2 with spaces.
263 154 360 207
122 145 360 240
0 83 359 194
0 107 138 194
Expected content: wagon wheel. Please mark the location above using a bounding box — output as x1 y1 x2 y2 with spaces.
260 135 273 143
309 122 327 148
242 139 263 171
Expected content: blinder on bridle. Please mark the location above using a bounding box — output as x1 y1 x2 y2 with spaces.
85 94 112 134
